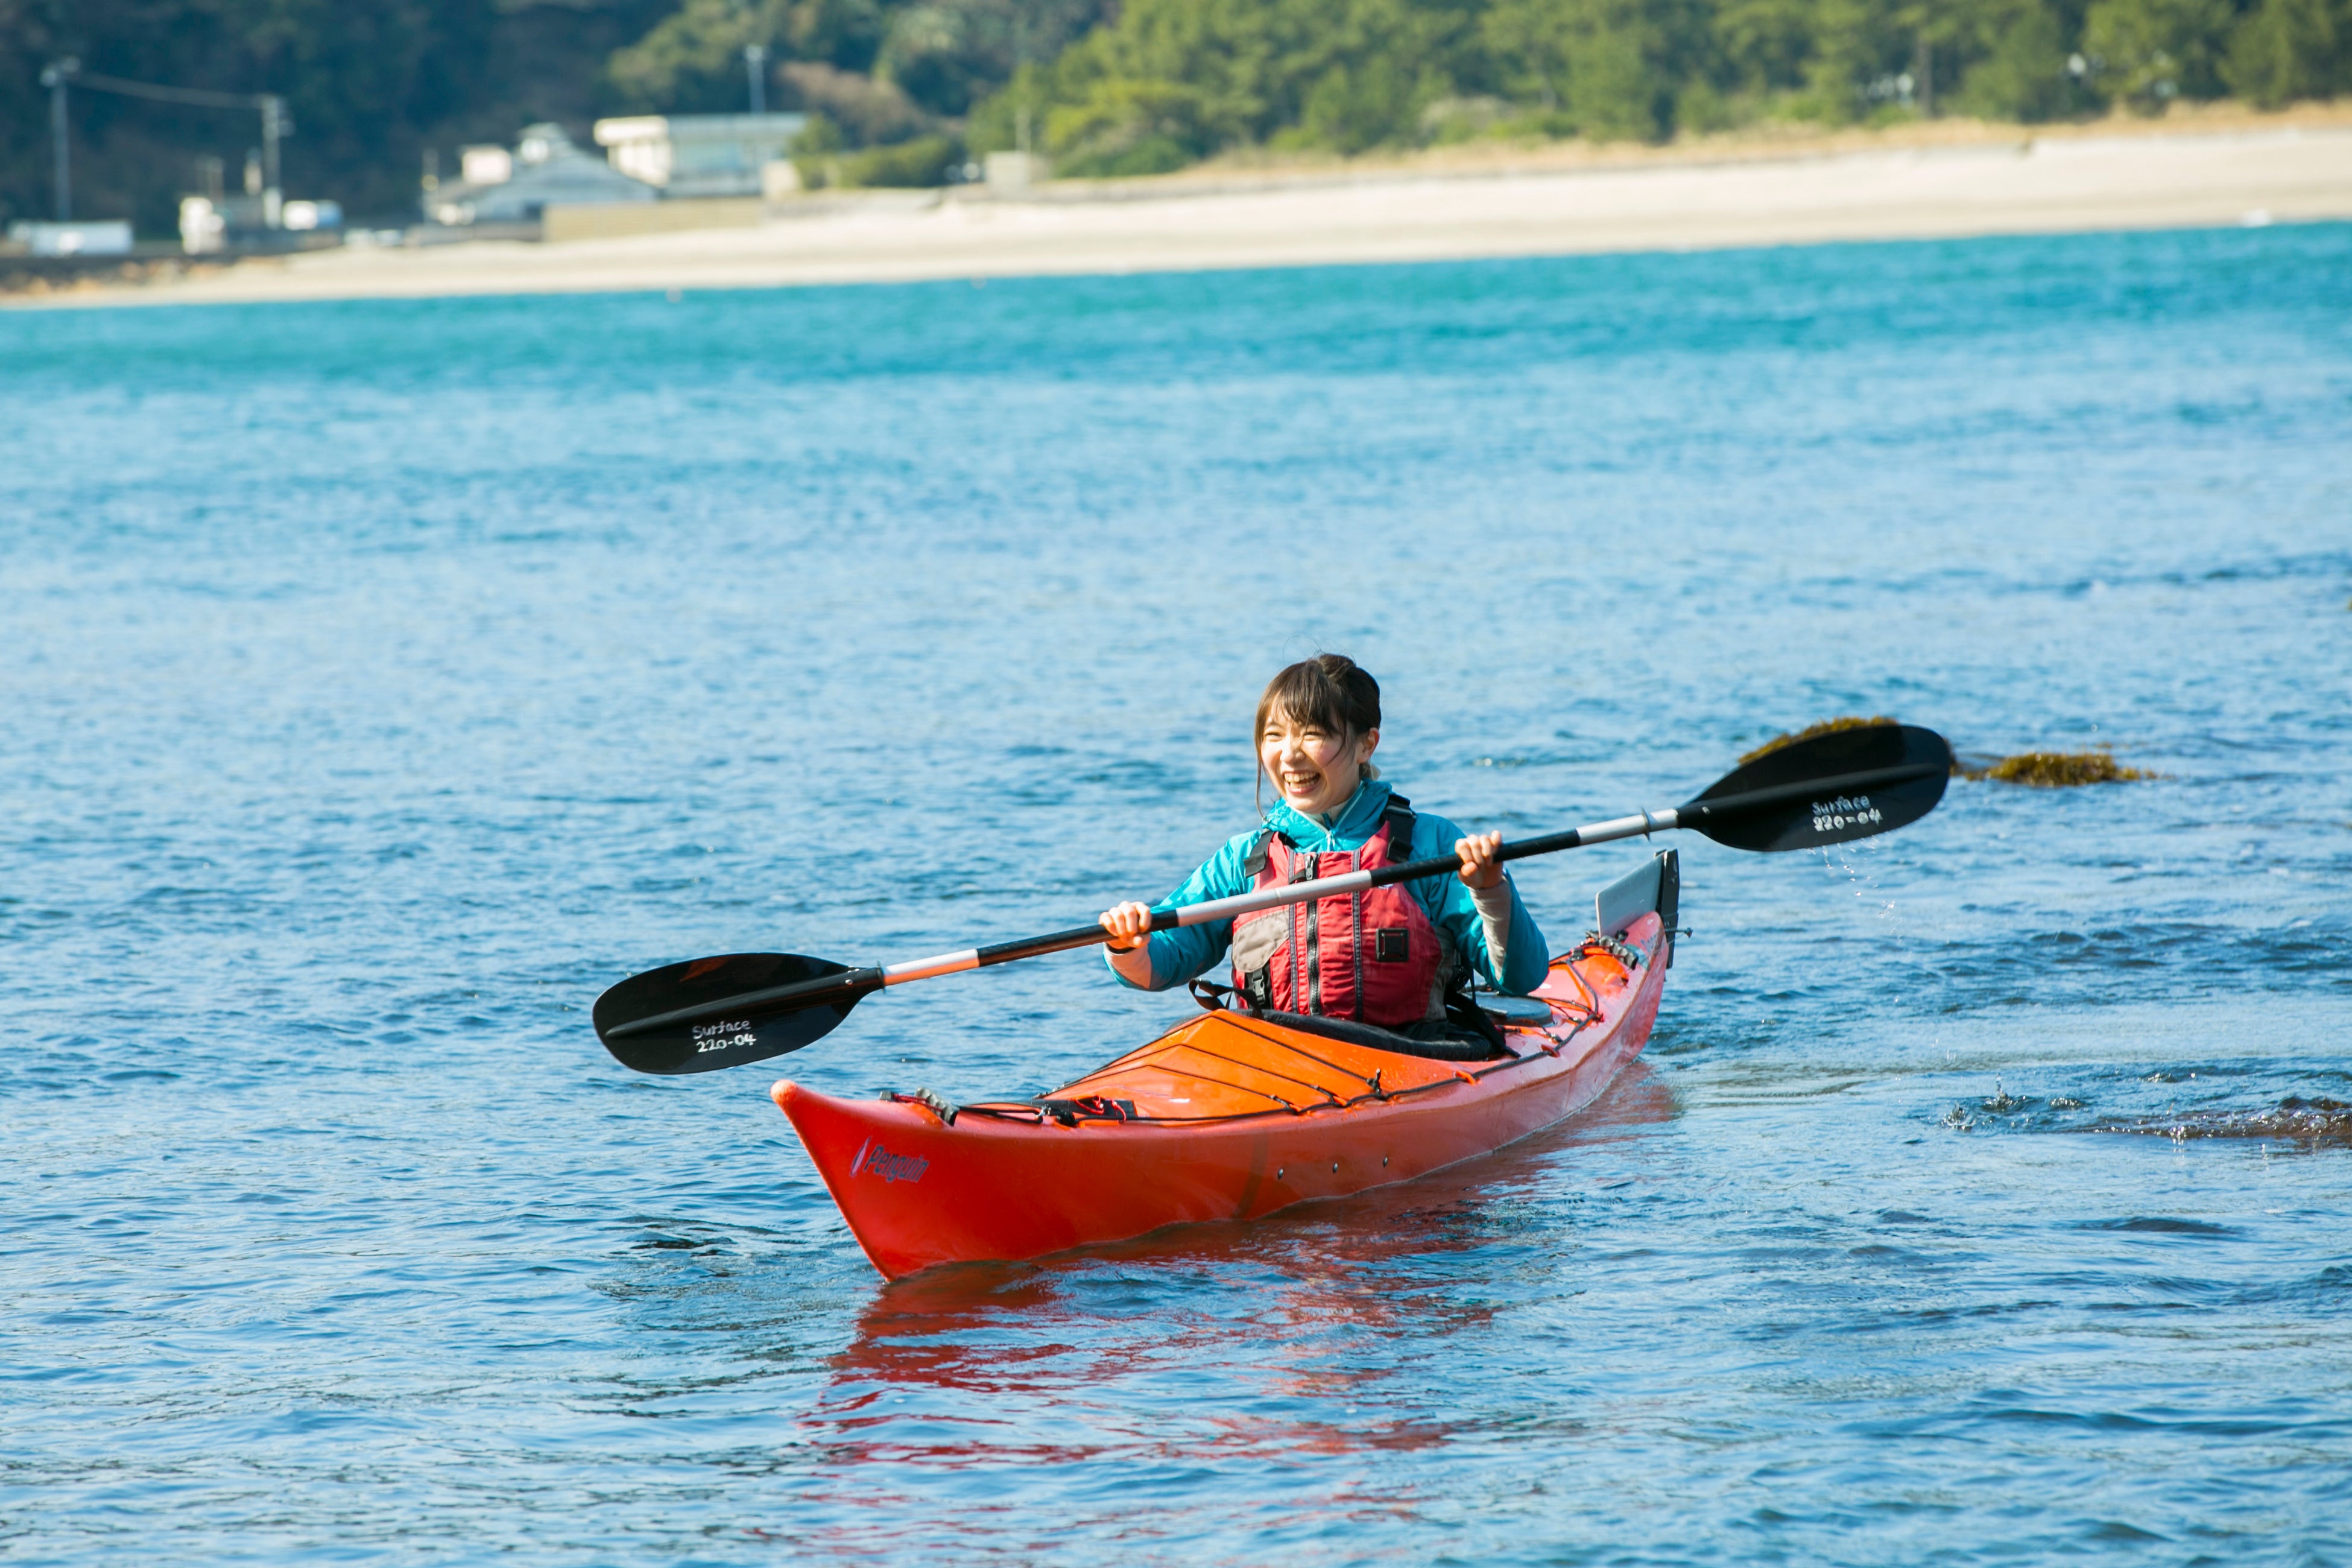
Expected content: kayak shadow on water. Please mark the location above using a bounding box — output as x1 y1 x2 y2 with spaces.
820 1063 1679 1402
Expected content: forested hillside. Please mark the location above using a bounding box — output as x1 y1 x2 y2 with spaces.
966 0 2351 174
4 0 2344 234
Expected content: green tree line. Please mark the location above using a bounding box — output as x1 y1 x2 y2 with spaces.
4 0 2344 233
970 0 2351 175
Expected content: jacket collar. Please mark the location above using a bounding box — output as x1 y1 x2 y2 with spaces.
1265 777 1393 851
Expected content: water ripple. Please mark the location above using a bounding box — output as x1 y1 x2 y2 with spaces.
4 226 2351 1564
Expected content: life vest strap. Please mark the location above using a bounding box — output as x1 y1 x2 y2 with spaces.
1244 795 1417 876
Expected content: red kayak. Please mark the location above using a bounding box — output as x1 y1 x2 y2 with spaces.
773 852 1678 1279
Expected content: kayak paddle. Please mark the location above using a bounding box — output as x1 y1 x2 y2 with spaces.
593 722 1952 1075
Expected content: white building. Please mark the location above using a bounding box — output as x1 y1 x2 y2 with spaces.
7 221 132 256
180 195 340 252
592 114 808 199
423 123 654 227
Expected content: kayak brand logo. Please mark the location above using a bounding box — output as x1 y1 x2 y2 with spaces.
694 1019 756 1054
1810 794 1882 835
850 1139 929 1184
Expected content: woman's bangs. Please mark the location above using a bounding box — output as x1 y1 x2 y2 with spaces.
1257 670 1351 739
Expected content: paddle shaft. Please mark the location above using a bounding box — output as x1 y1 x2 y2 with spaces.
602 756 1943 1042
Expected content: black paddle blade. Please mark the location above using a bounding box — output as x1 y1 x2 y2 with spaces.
593 953 862 1075
1685 723 1952 852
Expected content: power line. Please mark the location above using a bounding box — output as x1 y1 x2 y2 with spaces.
69 69 282 112
38 61 294 228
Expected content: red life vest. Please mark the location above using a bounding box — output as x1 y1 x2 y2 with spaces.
1230 797 1444 1028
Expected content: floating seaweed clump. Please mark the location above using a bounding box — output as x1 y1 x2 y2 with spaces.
1973 750 2157 787
1738 715 1897 766
1739 718 2163 786
2083 1096 2352 1148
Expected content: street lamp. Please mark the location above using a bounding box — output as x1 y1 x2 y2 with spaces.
261 94 289 224
41 57 79 221
744 42 769 116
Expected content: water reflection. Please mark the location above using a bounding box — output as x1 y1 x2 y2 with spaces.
798 1066 1678 1470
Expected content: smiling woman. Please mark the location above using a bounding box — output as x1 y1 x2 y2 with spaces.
1097 654 1546 1042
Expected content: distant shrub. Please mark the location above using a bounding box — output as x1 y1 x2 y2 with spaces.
2082 0 2238 109
788 114 847 190
1036 78 1212 177
2225 0 2351 106
1057 134 1195 177
1955 1 2082 120
1674 79 1740 134
838 134 966 188
1420 95 1513 142
1289 56 1427 154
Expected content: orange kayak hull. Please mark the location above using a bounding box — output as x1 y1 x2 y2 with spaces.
774 914 1671 1281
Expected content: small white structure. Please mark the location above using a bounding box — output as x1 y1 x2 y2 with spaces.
425 124 653 227
8 220 133 256
280 199 341 232
180 194 341 251
594 114 808 198
984 151 1048 193
460 146 513 186
179 198 226 253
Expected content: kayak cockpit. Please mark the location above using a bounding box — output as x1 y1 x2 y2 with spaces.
944 917 1657 1128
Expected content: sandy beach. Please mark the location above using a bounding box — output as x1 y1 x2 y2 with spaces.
19 113 2352 309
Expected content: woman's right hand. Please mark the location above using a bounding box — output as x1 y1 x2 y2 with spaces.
1099 901 1155 952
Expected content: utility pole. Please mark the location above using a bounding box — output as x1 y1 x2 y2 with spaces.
1014 11 1031 155
744 43 768 116
48 69 299 230
42 58 78 221
261 95 288 224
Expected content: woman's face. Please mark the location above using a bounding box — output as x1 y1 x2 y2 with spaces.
1260 709 1378 818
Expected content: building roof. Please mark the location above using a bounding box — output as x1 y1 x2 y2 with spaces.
425 123 654 226
592 114 809 198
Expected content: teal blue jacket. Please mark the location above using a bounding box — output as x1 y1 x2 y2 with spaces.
1105 779 1551 996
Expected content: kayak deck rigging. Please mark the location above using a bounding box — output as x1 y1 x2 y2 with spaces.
944 942 1626 1128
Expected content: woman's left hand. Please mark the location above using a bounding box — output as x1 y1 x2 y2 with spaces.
1455 831 1503 890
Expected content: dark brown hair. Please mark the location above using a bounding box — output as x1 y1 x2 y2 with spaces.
1254 654 1381 809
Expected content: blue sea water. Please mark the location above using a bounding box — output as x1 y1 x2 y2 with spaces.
3 224 2350 1564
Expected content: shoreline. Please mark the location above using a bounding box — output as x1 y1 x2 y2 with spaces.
13 111 2352 311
